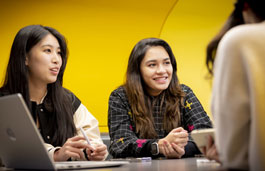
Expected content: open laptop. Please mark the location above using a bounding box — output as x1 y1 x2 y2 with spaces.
0 94 128 170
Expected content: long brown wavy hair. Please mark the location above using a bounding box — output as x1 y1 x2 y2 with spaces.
125 38 185 138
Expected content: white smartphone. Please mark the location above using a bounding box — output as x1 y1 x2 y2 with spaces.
190 128 215 148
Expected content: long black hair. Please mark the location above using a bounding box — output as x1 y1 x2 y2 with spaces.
206 0 265 75
125 38 185 138
0 25 76 146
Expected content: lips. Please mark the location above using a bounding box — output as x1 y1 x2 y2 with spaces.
153 76 168 83
50 67 60 75
154 76 167 80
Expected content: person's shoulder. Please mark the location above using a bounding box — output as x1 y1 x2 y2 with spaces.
63 88 75 97
110 86 126 96
180 84 192 93
109 86 129 101
232 22 265 35
62 88 81 109
221 22 265 47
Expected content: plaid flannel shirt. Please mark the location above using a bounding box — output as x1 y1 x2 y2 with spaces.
108 84 212 158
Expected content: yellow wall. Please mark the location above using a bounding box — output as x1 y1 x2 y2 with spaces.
160 0 234 121
0 0 233 132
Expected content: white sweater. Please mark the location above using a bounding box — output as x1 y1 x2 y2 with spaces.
211 21 265 171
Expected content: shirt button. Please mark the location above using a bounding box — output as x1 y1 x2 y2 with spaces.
47 136 50 139
40 108 43 112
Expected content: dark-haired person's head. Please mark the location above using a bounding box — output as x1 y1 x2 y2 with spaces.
206 0 264 75
1 25 74 146
124 38 184 138
243 0 265 21
2 25 68 102
126 38 179 96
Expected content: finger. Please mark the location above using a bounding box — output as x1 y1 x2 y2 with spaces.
161 142 169 157
166 142 175 154
93 144 107 152
160 144 165 155
66 146 85 158
88 155 105 161
68 136 86 142
163 141 176 158
171 143 185 157
163 144 170 157
206 135 214 151
63 148 83 160
86 145 96 152
173 137 188 144
202 146 206 155
171 127 184 133
86 146 96 157
176 141 188 148
174 132 189 138
91 150 107 157
209 135 214 145
67 141 91 149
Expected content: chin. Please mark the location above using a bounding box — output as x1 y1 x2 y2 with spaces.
47 79 57 84
159 83 170 88
156 86 169 91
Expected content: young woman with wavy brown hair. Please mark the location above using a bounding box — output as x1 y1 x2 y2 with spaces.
108 38 212 158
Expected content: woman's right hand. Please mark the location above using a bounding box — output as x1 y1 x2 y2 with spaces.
162 127 188 147
53 136 94 161
158 127 188 158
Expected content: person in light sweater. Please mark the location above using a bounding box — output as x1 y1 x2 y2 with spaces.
203 0 265 170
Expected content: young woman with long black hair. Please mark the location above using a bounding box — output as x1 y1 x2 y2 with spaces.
0 25 107 161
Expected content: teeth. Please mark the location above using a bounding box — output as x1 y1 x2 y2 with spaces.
154 77 166 80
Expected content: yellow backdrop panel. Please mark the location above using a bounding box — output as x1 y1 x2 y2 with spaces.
0 0 233 132
0 0 177 132
160 0 234 121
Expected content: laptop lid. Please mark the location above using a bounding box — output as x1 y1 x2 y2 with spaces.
0 93 56 170
0 94 129 170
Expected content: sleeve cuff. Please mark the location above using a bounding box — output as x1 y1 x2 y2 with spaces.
48 147 61 160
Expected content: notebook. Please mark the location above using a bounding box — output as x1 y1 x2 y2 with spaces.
0 94 128 170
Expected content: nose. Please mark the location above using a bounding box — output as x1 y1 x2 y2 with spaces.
156 64 166 73
52 52 61 64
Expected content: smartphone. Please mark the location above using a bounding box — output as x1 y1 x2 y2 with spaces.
190 128 215 148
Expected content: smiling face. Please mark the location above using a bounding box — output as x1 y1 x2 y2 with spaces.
25 34 62 86
140 46 173 96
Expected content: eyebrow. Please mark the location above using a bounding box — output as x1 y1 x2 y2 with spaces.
145 57 170 63
41 44 61 49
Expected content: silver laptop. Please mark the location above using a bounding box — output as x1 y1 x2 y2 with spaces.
0 94 128 170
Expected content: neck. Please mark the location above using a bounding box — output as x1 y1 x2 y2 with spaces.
243 5 262 24
28 80 47 104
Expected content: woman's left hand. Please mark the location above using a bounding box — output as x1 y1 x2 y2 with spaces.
159 139 185 159
86 144 107 161
202 135 220 162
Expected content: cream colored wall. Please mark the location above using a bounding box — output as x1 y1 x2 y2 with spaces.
0 0 233 132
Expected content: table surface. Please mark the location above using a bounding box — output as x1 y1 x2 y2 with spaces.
0 157 226 171
102 157 225 171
